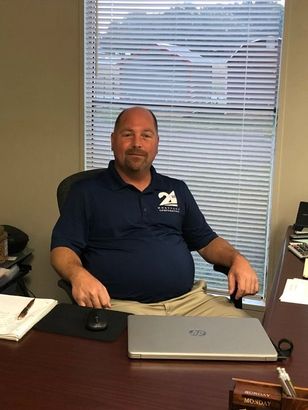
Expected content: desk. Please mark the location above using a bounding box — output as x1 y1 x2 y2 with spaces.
263 226 308 384
1 230 307 410
0 331 281 409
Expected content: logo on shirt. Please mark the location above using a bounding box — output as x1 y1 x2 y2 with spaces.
158 191 180 213
158 191 178 206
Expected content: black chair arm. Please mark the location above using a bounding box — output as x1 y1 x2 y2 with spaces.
58 270 242 309
58 279 76 304
213 264 242 309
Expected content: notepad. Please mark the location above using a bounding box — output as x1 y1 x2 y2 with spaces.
280 278 308 305
0 294 58 341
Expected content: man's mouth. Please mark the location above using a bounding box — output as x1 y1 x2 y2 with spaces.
127 150 146 157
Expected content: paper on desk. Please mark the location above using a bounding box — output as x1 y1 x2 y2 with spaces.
280 278 308 305
0 294 58 341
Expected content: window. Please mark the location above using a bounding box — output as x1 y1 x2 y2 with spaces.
84 0 285 300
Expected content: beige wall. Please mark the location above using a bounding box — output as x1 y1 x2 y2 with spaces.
0 0 82 300
0 0 307 302
269 0 308 290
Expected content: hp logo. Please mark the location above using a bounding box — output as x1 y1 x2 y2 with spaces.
189 329 207 337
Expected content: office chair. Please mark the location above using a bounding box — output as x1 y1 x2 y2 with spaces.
56 169 242 309
57 168 104 212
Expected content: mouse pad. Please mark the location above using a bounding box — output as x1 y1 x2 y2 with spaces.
34 303 128 342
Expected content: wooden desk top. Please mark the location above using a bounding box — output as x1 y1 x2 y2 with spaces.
1 228 307 409
263 226 308 386
0 329 282 409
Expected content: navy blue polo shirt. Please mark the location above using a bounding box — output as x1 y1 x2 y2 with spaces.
51 161 217 302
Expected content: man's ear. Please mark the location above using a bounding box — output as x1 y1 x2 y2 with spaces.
111 132 114 151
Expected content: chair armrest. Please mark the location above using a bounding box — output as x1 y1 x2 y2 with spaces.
213 264 229 275
58 279 76 304
213 264 242 309
58 270 242 309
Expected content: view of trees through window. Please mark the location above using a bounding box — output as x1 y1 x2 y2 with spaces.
85 0 285 299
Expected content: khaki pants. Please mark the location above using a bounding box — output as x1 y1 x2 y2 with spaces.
109 280 249 318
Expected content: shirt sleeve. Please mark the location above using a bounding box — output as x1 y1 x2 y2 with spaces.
50 181 90 255
180 181 218 251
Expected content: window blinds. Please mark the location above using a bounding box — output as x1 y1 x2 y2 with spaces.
84 0 284 298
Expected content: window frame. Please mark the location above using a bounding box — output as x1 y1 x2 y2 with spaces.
84 0 285 301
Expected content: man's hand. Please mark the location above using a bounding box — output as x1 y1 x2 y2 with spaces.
198 237 259 299
51 246 111 308
227 254 259 300
70 270 111 308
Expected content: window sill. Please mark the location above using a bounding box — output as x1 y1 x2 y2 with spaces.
210 291 266 312
242 297 265 312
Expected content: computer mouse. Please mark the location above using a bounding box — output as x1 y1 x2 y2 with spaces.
86 309 108 331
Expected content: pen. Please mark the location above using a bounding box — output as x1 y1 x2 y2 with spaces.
277 367 292 396
277 367 297 398
282 368 297 398
17 298 35 320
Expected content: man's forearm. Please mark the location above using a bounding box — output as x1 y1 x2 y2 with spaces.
50 246 112 308
50 246 87 283
198 237 242 267
198 237 259 298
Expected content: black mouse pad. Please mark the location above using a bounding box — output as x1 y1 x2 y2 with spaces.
34 303 128 342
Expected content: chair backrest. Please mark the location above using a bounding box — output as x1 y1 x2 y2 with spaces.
57 169 104 212
56 169 105 302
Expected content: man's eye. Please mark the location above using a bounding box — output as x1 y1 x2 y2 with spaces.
122 132 133 137
143 133 153 139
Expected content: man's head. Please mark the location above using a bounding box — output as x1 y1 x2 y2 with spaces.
111 106 159 178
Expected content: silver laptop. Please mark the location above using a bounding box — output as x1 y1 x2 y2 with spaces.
128 315 277 361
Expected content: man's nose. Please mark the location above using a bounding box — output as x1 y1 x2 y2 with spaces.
131 134 142 148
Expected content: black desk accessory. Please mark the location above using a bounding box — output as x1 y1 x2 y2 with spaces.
34 303 128 342
0 248 32 270
86 308 108 331
293 201 308 232
1 225 29 254
0 248 33 296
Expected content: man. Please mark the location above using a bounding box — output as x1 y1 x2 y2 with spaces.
51 106 258 317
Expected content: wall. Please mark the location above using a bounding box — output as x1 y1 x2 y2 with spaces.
0 0 307 302
0 0 82 300
269 0 308 290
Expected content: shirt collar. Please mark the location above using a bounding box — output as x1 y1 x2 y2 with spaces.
107 160 165 192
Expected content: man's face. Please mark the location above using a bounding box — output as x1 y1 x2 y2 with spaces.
111 108 159 176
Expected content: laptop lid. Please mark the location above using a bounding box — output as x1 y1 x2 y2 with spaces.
128 315 277 361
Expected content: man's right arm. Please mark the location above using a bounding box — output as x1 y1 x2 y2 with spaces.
50 247 111 308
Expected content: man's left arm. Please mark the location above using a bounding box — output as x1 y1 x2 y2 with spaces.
198 237 259 300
